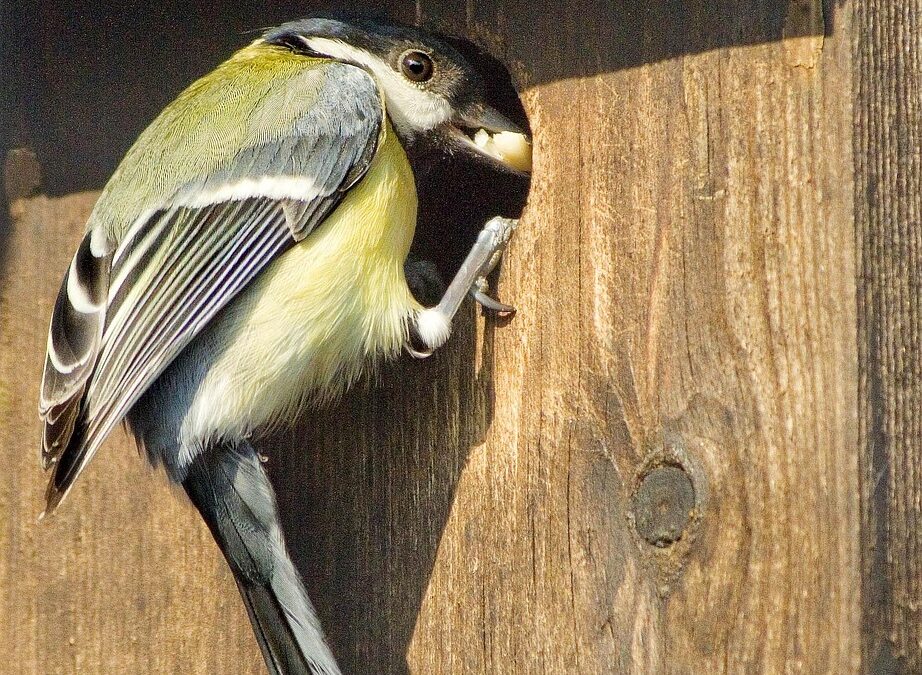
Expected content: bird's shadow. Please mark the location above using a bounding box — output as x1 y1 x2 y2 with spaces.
264 38 531 673
268 316 498 673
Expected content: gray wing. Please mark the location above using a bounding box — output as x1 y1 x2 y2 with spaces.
40 63 382 512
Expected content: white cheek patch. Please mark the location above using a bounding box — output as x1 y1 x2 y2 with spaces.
305 37 452 136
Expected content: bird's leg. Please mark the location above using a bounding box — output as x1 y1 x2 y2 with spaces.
435 215 518 318
409 216 517 358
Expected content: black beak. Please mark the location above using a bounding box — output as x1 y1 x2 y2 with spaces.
457 104 526 135
446 103 532 175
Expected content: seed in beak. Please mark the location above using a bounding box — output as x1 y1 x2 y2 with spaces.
473 129 533 173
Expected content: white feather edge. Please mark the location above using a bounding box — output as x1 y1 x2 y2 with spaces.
66 256 103 314
45 334 79 375
104 175 321 303
177 175 321 209
45 249 107 377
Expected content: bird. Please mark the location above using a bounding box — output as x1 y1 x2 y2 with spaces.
37 15 532 675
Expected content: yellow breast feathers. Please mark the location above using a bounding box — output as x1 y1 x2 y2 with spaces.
182 120 420 440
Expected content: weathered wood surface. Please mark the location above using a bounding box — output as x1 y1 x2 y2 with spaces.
855 0 922 671
0 1 918 673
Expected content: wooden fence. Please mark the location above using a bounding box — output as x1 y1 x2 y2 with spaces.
1 1 919 672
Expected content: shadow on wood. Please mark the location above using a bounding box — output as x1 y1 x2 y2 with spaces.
0 1 834 197
270 318 495 673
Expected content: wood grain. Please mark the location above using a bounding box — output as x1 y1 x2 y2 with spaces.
855 0 922 671
1 1 917 673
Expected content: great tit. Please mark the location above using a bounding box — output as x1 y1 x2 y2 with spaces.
37 15 531 675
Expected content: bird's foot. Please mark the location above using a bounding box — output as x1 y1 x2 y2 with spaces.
409 216 517 358
471 277 516 315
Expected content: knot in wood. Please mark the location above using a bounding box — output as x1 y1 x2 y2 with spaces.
632 465 695 548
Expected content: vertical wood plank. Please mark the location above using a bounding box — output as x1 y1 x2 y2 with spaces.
376 0 861 672
855 0 922 671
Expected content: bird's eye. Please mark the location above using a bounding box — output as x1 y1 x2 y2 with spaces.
400 50 434 82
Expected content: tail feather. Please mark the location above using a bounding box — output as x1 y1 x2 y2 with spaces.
183 442 340 675
237 580 313 674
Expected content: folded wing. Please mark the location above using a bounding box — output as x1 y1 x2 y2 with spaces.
40 62 382 513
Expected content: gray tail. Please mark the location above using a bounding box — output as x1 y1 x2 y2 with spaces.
183 442 340 675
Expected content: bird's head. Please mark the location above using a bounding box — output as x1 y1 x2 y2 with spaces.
263 16 532 175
